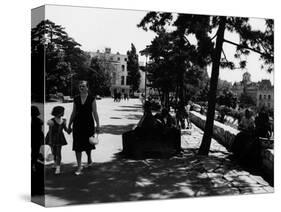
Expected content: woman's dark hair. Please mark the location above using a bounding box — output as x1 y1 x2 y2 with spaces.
79 80 89 87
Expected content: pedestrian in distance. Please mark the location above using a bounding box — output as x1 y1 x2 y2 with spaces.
68 80 100 175
113 91 118 102
46 106 69 175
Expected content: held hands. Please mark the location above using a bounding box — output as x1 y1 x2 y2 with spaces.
95 126 100 134
67 126 73 134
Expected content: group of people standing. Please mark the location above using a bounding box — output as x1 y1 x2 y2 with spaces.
31 80 100 176
113 92 129 102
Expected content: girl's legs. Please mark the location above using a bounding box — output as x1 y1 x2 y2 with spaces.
54 146 62 166
51 146 57 167
53 146 62 174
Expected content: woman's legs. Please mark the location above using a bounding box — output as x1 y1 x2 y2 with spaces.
86 150 92 165
75 151 82 170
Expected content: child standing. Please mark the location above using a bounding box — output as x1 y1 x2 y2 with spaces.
46 106 68 175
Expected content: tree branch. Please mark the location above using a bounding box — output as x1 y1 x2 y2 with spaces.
222 48 228 62
223 39 273 60
211 31 218 41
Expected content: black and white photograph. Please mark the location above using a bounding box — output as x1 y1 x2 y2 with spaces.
31 3 274 207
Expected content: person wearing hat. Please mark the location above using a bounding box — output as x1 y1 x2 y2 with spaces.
46 106 68 175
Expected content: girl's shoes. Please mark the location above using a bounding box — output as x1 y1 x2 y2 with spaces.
75 167 83 176
52 162 57 169
55 166 61 175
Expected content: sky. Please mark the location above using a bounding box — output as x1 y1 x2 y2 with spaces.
32 4 274 84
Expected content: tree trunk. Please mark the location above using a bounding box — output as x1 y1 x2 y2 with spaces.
198 17 227 155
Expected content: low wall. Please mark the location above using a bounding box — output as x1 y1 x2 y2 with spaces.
189 111 239 150
189 111 274 179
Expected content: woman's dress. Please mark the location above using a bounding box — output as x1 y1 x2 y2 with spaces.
72 95 96 151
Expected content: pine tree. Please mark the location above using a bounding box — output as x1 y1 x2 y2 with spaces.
127 43 141 93
138 13 273 155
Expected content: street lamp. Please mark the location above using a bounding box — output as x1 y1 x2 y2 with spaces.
144 54 148 100
140 45 150 101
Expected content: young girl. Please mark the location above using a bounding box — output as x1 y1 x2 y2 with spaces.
46 106 68 175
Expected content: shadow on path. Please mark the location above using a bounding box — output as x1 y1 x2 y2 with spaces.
114 109 140 113
99 124 136 135
119 105 143 109
44 147 265 207
123 114 142 121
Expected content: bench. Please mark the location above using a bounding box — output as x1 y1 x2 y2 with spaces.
122 128 181 159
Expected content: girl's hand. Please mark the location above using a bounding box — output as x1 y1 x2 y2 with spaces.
67 127 72 134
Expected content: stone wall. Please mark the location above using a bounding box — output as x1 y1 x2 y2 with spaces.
189 111 274 179
189 111 239 150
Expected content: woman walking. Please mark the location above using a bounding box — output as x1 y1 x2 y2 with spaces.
68 80 100 175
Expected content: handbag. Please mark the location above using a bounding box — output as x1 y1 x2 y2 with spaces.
37 144 54 165
89 134 99 145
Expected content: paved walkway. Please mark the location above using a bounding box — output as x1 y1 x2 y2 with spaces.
42 98 273 207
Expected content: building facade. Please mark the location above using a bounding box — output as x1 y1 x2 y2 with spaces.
256 80 274 109
89 48 130 96
231 72 274 109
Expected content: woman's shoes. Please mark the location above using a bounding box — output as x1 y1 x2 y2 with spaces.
84 162 94 168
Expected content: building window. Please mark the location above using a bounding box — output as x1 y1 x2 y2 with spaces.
259 94 262 100
268 95 271 99
124 58 127 62
122 65 125 71
268 103 271 108
264 95 266 99
121 76 125 85
117 57 120 61
112 73 116 83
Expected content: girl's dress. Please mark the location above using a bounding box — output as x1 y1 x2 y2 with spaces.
72 95 96 152
46 118 67 146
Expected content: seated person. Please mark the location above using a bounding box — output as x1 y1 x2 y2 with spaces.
155 107 177 129
255 107 272 138
136 101 158 130
238 109 255 134
154 107 181 152
232 109 260 167
122 104 180 157
122 101 159 155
